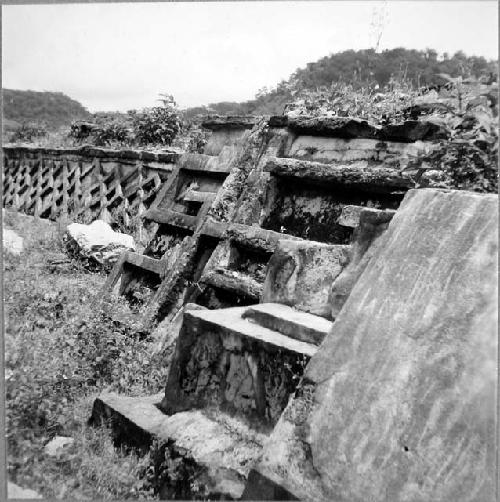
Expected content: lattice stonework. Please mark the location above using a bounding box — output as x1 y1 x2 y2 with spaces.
2 145 179 225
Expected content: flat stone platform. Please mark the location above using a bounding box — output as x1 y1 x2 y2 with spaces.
91 392 266 500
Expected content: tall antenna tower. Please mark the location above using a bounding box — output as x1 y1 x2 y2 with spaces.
369 1 388 53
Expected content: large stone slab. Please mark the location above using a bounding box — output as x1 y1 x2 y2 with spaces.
245 188 498 502
262 240 350 318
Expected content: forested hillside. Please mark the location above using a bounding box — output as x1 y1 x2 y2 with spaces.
3 89 90 130
186 48 497 117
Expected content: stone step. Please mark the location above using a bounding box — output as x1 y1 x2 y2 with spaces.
124 251 164 276
178 153 233 174
338 205 397 228
227 223 303 253
201 115 259 131
242 303 333 346
185 306 318 358
182 189 216 203
264 156 414 192
201 268 263 302
144 208 197 230
90 392 265 500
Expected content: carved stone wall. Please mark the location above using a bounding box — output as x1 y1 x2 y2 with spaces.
2 145 179 227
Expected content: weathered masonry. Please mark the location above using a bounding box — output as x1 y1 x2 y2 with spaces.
92 186 497 501
2 144 179 235
95 115 448 330
88 115 496 502
5 115 494 501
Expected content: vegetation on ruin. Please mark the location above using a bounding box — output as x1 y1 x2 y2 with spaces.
188 48 497 116
4 211 171 499
4 48 498 194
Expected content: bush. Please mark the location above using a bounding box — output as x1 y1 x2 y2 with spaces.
68 95 182 148
401 76 499 193
284 76 419 123
69 118 132 147
131 106 181 147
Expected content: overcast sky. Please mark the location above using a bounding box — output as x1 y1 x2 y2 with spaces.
2 1 498 112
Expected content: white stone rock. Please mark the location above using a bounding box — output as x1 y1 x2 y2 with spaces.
3 228 24 255
65 219 135 268
44 436 74 457
8 482 42 499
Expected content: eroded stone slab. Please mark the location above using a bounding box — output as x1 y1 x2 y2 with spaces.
248 188 498 502
262 240 350 318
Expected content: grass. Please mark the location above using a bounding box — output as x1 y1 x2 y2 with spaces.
3 210 170 499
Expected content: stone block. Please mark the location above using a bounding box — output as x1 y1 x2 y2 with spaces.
337 204 364 227
64 219 135 271
161 306 316 426
3 228 24 255
44 436 74 457
330 207 395 317
262 240 350 318
8 482 42 499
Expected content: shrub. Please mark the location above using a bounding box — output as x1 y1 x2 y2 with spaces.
131 105 181 147
401 76 499 193
284 76 419 123
69 119 132 147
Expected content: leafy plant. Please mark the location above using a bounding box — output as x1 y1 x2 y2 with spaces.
69 117 132 147
131 104 181 147
401 75 498 193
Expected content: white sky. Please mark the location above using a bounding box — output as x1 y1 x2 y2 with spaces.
2 1 498 112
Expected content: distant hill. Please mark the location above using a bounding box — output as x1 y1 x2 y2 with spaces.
186 48 498 117
2 89 90 130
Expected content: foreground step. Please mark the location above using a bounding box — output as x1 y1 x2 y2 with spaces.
242 303 333 345
161 306 317 425
90 392 266 500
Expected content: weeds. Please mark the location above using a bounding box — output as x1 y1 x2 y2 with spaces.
4 211 168 498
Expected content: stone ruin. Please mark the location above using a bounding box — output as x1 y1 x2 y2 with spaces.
3 114 497 500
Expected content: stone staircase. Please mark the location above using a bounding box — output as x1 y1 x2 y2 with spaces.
90 223 386 499
99 116 262 321
177 114 434 318
90 114 449 499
